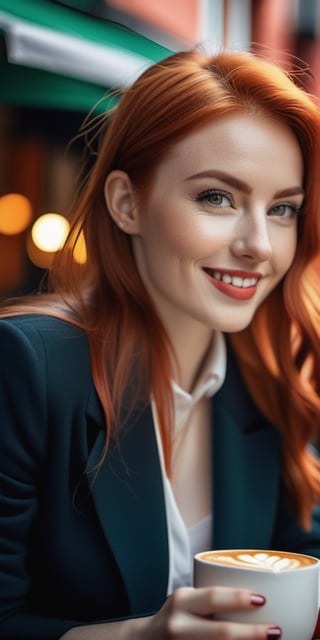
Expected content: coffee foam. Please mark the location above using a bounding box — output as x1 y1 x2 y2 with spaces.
199 550 318 573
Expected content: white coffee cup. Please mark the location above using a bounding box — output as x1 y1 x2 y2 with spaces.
194 549 320 640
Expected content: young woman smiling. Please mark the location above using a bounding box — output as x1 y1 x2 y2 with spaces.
1 49 320 640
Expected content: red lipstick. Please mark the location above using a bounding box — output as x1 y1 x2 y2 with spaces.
203 268 261 301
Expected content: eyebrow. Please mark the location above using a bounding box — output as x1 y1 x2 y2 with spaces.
186 170 305 199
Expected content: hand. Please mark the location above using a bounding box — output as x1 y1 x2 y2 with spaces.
62 586 282 639
137 586 281 639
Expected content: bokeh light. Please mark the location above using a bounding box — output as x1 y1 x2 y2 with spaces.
73 230 87 264
26 212 70 269
26 233 55 269
31 213 70 252
0 193 33 235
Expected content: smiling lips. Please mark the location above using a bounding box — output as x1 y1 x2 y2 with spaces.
204 268 261 300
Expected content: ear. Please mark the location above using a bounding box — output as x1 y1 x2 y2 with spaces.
104 170 141 235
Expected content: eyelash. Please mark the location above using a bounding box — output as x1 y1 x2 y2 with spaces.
196 188 234 207
196 189 303 218
269 202 302 218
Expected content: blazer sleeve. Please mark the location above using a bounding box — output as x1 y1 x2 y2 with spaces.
0 318 85 639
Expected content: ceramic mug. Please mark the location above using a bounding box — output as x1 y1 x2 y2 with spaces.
194 549 320 640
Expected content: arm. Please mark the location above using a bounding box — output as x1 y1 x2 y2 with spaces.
0 318 85 639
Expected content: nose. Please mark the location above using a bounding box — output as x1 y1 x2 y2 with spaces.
231 212 272 262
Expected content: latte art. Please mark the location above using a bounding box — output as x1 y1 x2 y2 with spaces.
201 550 317 572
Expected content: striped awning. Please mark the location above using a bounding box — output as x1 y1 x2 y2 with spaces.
0 0 171 111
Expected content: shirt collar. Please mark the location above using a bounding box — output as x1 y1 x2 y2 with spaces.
172 331 226 431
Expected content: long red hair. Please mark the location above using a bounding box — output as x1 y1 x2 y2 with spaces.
2 49 320 528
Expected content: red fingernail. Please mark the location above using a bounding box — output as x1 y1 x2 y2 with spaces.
250 593 266 606
267 627 282 638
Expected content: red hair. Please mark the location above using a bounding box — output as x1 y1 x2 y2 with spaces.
2 49 320 528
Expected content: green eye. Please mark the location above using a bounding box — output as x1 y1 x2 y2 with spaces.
270 203 300 218
197 189 233 207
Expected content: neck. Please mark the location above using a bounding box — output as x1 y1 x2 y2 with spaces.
168 322 215 393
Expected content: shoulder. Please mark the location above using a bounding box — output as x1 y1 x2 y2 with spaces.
0 312 85 339
0 312 91 395
0 314 98 491
0 312 87 354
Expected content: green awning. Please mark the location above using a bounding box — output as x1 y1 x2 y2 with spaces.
0 0 172 111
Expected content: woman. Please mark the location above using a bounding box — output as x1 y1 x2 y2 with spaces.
1 49 320 640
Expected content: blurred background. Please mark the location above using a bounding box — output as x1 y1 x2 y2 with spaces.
0 0 319 300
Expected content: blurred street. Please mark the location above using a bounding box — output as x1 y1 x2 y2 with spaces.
1 0 319 299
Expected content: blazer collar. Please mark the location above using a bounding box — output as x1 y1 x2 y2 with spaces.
214 342 270 433
212 345 281 548
86 391 169 614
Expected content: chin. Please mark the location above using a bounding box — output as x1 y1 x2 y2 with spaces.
215 318 255 334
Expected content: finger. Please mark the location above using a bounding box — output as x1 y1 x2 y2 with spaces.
171 586 266 616
165 611 280 640
208 620 281 639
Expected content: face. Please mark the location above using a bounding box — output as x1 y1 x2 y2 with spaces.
130 112 304 336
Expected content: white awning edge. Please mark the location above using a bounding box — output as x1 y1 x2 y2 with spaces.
0 11 152 87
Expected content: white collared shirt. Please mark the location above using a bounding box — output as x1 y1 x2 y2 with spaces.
152 331 227 595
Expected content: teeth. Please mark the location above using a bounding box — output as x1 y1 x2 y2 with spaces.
243 277 255 288
207 270 258 288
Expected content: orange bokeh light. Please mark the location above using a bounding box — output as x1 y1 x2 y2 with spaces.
73 230 87 264
0 193 33 235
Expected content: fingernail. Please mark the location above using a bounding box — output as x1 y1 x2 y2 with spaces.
250 593 266 606
267 627 282 638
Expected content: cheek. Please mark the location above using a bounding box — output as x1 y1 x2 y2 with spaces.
273 227 297 275
160 212 230 254
146 212 206 256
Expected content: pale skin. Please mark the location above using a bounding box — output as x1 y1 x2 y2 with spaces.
62 111 304 639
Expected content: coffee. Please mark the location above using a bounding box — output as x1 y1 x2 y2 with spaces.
199 549 317 573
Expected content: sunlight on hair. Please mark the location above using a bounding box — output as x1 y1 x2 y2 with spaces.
0 193 33 235
31 213 70 252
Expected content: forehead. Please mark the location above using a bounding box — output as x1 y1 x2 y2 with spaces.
159 112 303 186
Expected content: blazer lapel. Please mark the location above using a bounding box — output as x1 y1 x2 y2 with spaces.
86 388 169 614
83 343 282 614
212 346 281 549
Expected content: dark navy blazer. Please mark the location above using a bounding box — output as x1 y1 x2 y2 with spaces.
1 314 320 639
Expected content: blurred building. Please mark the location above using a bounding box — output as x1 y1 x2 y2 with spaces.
0 0 319 298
